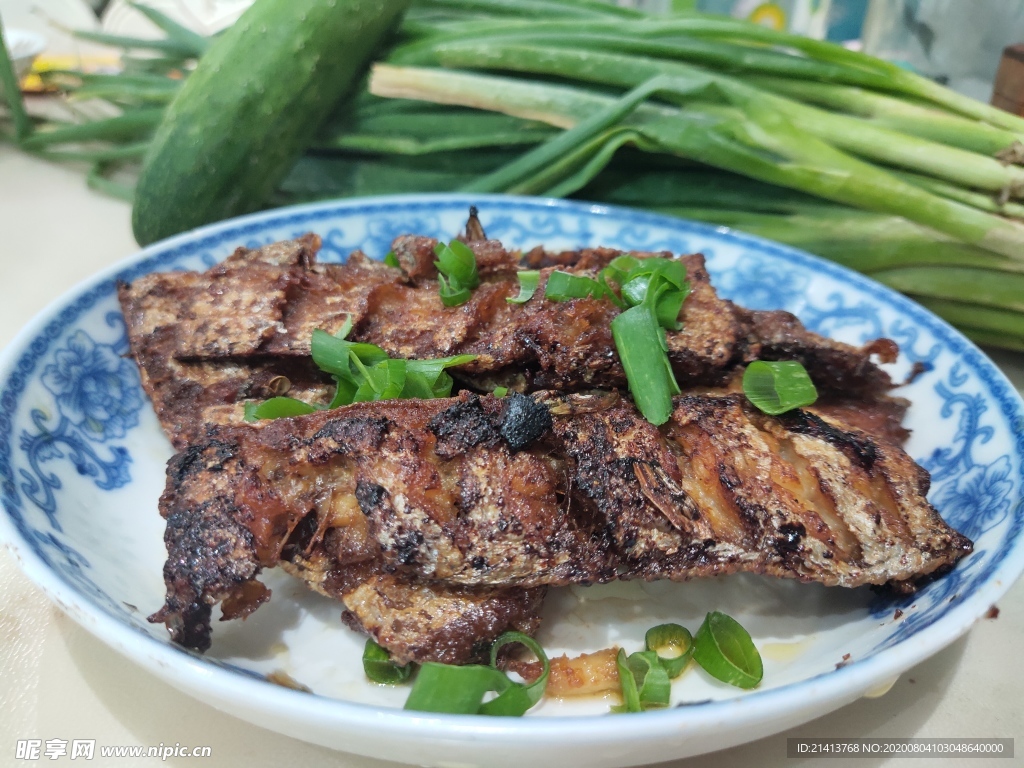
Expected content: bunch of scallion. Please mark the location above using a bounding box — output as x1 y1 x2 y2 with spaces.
4 0 1024 351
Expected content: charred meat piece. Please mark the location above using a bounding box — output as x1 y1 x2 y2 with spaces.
544 392 970 588
150 394 614 656
119 235 898 446
151 392 970 657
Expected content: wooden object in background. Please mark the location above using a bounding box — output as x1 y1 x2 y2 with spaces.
993 43 1024 116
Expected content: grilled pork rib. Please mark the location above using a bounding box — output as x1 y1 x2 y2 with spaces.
151 392 971 661
118 234 898 448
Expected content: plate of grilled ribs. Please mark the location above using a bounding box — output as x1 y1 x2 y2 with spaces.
1 194 1021 767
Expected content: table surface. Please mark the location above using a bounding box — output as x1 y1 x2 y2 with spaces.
1 143 1022 768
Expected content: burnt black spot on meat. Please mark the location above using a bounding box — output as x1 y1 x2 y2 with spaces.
151 497 261 651
775 522 806 553
499 393 552 451
429 394 500 458
166 439 237 484
308 416 389 462
395 531 426 565
781 409 879 471
355 481 389 515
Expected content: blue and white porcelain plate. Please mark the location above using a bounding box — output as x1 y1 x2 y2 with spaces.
1 195 1022 767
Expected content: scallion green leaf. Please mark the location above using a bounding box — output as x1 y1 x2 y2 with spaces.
692 611 763 689
493 386 509 397
610 305 680 426
507 270 540 304
543 270 605 301
243 396 320 422
612 649 671 713
363 639 415 684
439 274 473 306
742 360 818 415
403 630 549 716
384 250 401 268
644 623 694 679
404 663 510 714
435 239 480 287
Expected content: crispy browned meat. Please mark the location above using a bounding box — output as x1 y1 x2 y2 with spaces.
119 235 897 447
150 392 970 660
149 394 612 659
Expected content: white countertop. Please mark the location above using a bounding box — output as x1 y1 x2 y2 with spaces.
1 143 1022 768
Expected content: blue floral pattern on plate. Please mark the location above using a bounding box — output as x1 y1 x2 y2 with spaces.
0 195 1021 742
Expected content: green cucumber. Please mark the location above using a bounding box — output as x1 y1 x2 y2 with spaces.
132 0 409 245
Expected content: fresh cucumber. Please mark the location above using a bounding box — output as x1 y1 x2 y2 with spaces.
132 0 409 245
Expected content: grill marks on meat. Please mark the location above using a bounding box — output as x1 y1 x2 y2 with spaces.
118 235 898 447
545 392 970 588
151 395 614 657
152 392 970 660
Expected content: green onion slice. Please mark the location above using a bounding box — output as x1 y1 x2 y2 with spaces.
363 639 415 685
543 270 605 302
243 397 319 422
404 631 549 716
493 386 509 397
384 250 401 269
480 631 550 716
742 360 818 415
507 270 540 304
692 611 763 690
438 274 472 307
434 240 479 290
612 649 672 713
610 305 680 426
404 663 509 714
644 623 694 679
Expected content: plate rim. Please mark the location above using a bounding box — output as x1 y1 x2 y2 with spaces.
1 192 1022 744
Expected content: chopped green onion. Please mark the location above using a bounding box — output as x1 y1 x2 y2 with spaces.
438 273 472 306
493 386 509 397
742 360 818 415
610 305 680 426
435 239 479 289
644 623 693 679
480 631 550 716
612 649 671 713
692 611 763 689
384 250 401 268
544 270 602 301
243 396 320 422
404 630 549 716
404 663 510 714
507 269 540 304
363 639 415 684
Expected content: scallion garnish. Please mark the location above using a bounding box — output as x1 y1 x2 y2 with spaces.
742 360 818 415
383 250 401 269
612 649 672 713
692 611 763 689
363 639 415 684
493 386 509 397
543 270 608 302
610 305 680 426
242 397 319 422
507 270 540 304
644 623 694 679
434 239 479 307
245 323 476 420
403 631 549 716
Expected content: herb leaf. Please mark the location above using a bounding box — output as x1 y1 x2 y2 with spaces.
507 270 540 304
363 639 415 685
742 360 818 415
692 611 763 689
